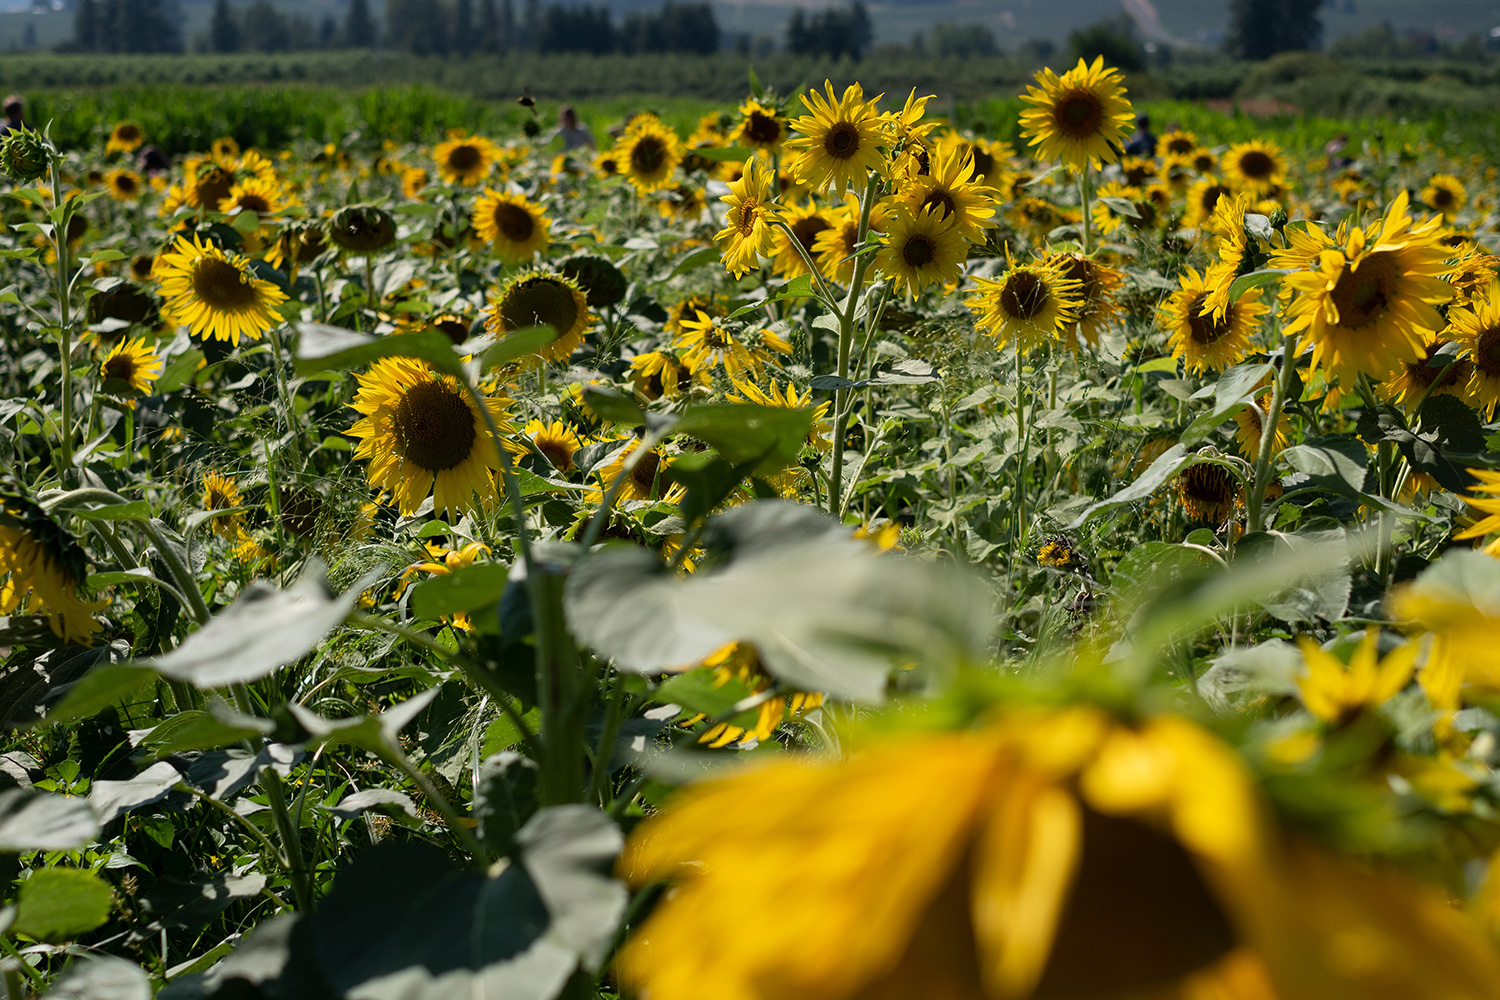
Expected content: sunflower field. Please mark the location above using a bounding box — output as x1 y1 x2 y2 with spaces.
2 54 1500 999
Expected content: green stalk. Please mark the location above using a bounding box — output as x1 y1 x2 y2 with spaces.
827 173 882 518
231 682 316 912
1014 348 1029 548
380 742 489 861
49 153 74 475
1077 165 1094 255
266 326 304 467
1245 329 1297 534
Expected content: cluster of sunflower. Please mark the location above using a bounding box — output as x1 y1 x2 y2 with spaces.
4 53 1500 1000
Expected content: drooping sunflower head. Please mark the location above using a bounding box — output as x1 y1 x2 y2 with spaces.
105 168 143 202
784 80 888 195
1233 391 1289 460
485 270 591 364
153 232 289 346
472 189 550 264
329 204 397 255
967 255 1083 354
619 118 683 194
1377 333 1474 413
0 485 104 643
1160 267 1267 375
874 204 970 300
1018 56 1135 171
559 254 629 308
1176 462 1241 526
433 133 500 186
1220 140 1286 198
201 471 246 538
733 98 787 152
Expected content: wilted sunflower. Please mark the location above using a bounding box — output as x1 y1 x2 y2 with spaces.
619 705 1500 1000
154 233 288 346
1277 192 1453 385
1036 534 1085 570
472 189 550 263
1177 461 1241 525
106 120 145 155
894 146 1000 244
201 471 247 539
715 157 779 279
104 168 143 202
618 117 682 194
432 132 500 185
1233 391 1289 460
1018 56 1135 170
874 205 968 300
347 357 512 518
732 98 787 153
1160 266 1267 375
485 270 591 364
771 199 835 278
1220 140 1286 198
1378 332 1473 413
0 489 105 643
676 310 760 378
99 338 164 403
1454 468 1500 555
1047 251 1124 350
784 80 887 194
1422 173 1467 220
1448 280 1500 418
523 418 585 474
967 254 1082 354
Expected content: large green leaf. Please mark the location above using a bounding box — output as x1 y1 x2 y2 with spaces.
313 805 626 1000
671 404 815 477
87 761 183 824
1066 444 1192 529
409 564 508 620
13 868 113 942
294 323 463 378
565 501 991 702
45 956 151 1000
0 788 99 851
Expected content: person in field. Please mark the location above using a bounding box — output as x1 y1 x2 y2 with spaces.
0 96 24 138
548 105 596 151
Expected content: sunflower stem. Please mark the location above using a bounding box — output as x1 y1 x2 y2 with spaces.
267 325 303 469
828 173 882 519
48 149 75 476
1245 329 1297 535
379 739 490 862
767 217 840 310
1077 166 1094 256
1014 347 1029 549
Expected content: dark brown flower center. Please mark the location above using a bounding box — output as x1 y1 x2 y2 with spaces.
1237 151 1275 180
1000 271 1048 320
630 136 667 175
1431 186 1456 209
736 200 760 236
102 355 138 382
393 378 477 472
435 318 469 345
195 167 234 209
824 122 861 159
191 256 259 310
902 234 936 268
744 111 782 147
235 193 271 214
114 174 138 194
1476 327 1500 376
493 202 536 243
447 144 482 172
536 435 574 472
1185 292 1232 345
1199 185 1228 215
500 278 579 339
1054 89 1104 139
1168 136 1195 155
1330 252 1397 330
631 450 661 495
791 215 831 253
116 124 141 142
920 190 958 221
969 146 995 180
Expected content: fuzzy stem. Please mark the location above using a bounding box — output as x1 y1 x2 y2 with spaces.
827 173 882 518
1245 329 1297 534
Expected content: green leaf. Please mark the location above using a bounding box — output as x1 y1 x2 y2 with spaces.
0 789 99 851
811 358 939 391
1098 195 1141 219
671 403 814 475
285 685 440 754
321 789 420 823
654 668 754 717
582 384 646 425
479 325 557 369
481 709 540 757
689 145 751 162
148 563 378 689
44 955 150 1000
293 324 462 378
669 245 721 277
1180 362 1274 446
141 708 272 756
87 761 182 824
1066 444 1191 529
138 873 268 932
154 349 204 394
1228 268 1293 303
473 752 539 857
728 273 818 318
70 500 152 522
43 665 157 726
12 868 113 942
409 563 508 620
565 501 991 702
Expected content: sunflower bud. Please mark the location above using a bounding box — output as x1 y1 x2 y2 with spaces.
1267 206 1288 231
329 205 396 254
0 126 50 182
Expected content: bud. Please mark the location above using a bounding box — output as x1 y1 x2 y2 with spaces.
1267 207 1289 230
0 126 49 183
328 205 396 254
522 119 541 139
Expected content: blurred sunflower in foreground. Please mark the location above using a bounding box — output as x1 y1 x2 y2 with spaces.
619 705 1500 1000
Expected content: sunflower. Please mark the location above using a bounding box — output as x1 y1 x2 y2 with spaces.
771 200 835 278
657 184 705 222
1378 333 1473 412
211 136 240 160
523 418 585 474
874 204 969 300
1160 128 1198 156
618 118 682 194
893 146 1000 244
347 357 513 518
1177 462 1241 525
1159 151 1197 194
1090 181 1161 237
1160 267 1268 375
1448 280 1500 418
201 471 246 539
1201 193 1260 320
433 132 500 186
934 132 1011 186
104 169 143 202
1046 251 1124 349
1006 197 1078 244
715 157 779 279
1183 176 1231 231
732 98 787 154
1221 140 1286 198
883 88 941 180
630 350 700 401
676 310 759 378
401 541 489 630
401 166 430 199
731 378 832 453
106 120 144 155
0 489 105 643
484 270 591 365
665 294 723 336
1018 56 1135 170
99 338 164 403
967 254 1082 354
1296 631 1419 726
471 189 550 263
1422 174 1467 220
1454 468 1500 555
593 147 620 178
812 197 862 285
1278 192 1454 385
688 642 823 748
594 440 678 503
1233 391 1289 459
619 705 1500 1000
784 80 887 195
153 233 288 346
